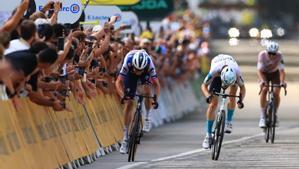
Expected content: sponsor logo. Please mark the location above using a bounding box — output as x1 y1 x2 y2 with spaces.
38 3 80 14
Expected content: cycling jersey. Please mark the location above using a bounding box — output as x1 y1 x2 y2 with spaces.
119 50 157 78
257 50 284 73
204 54 244 87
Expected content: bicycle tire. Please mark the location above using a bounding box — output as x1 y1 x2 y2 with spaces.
212 110 225 160
264 104 270 143
270 101 276 144
128 112 141 162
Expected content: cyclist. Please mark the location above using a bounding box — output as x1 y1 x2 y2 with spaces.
201 54 246 149
115 49 160 154
257 41 286 128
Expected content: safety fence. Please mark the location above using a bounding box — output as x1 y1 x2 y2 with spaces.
0 80 201 169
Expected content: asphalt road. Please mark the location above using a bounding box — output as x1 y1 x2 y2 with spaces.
80 82 299 169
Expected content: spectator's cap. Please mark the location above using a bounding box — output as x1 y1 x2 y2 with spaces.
140 38 151 46
92 25 103 32
34 18 50 27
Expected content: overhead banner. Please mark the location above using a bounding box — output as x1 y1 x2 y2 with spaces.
81 0 139 5
120 11 140 35
84 5 122 27
119 0 174 21
36 0 83 24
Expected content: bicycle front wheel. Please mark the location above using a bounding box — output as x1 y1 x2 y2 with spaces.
270 101 276 144
212 110 226 161
128 112 141 162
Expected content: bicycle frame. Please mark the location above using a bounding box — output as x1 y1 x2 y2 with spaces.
127 94 156 162
259 83 287 143
211 90 241 160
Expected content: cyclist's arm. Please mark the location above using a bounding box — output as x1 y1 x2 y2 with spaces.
115 75 125 98
279 69 286 85
201 73 213 97
278 57 286 84
238 84 246 101
257 70 267 83
257 53 267 83
152 77 160 97
236 74 246 100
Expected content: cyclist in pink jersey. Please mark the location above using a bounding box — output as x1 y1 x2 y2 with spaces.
257 41 286 128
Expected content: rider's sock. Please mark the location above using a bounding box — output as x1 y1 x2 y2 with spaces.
145 110 151 120
227 109 235 122
206 120 214 136
123 126 129 140
260 107 266 119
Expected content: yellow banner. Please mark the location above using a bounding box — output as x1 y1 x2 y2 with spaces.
82 0 139 5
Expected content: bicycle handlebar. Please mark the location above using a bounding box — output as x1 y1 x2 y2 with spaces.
121 94 158 106
213 92 241 99
258 84 287 96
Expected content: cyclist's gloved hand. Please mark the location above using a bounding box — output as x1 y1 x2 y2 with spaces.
280 82 287 88
153 102 159 109
121 95 131 104
237 100 244 109
206 95 213 104
260 81 266 88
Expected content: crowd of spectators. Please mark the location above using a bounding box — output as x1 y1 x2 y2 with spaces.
0 0 210 112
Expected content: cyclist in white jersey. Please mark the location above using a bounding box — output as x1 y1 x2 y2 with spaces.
201 54 246 149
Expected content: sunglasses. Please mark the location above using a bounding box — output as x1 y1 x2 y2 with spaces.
133 67 143 73
268 52 276 55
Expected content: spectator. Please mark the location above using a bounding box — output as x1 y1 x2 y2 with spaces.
4 20 36 55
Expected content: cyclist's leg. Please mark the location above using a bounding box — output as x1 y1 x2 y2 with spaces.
142 84 152 118
271 70 281 126
227 84 238 122
271 70 281 111
226 84 238 133
139 74 153 132
259 73 269 128
123 75 138 139
202 77 220 148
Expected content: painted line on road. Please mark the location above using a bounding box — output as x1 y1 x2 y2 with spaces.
116 133 264 169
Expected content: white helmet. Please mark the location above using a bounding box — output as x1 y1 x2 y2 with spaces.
266 41 279 53
221 66 237 86
132 50 149 70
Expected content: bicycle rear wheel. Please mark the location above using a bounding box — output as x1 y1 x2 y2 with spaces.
212 110 225 161
128 112 141 162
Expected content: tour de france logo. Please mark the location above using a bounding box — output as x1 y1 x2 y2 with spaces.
70 3 80 14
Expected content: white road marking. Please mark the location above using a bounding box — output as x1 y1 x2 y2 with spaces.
115 133 264 169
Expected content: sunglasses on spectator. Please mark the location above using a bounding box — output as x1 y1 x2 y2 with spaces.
268 52 276 55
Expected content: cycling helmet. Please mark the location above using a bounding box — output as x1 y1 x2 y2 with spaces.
132 50 149 70
221 66 237 86
266 41 279 53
